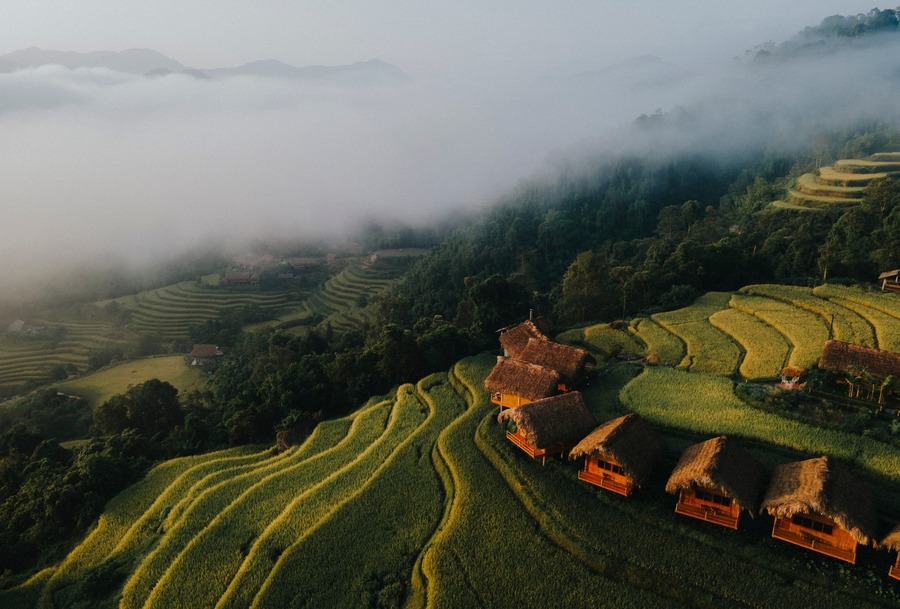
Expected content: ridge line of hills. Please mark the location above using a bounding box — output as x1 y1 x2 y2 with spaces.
0 47 410 83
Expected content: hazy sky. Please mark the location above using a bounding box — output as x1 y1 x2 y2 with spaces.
0 1 894 294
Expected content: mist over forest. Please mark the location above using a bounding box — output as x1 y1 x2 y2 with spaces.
1 3 898 301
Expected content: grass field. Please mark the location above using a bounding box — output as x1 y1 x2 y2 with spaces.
51 355 208 405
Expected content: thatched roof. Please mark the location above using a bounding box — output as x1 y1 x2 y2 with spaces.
782 366 806 377
519 337 590 384
569 413 666 487
498 319 551 359
665 436 764 515
484 357 560 401
883 523 900 551
818 340 900 383
497 391 596 449
760 456 877 544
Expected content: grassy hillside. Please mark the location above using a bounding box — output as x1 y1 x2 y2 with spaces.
6 331 900 608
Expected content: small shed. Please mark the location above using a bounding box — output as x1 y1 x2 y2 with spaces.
760 456 877 564
779 366 806 390
497 319 552 360
818 340 900 402
569 413 666 496
519 337 592 391
497 392 596 465
879 269 900 291
484 356 560 410
882 524 900 580
665 436 764 530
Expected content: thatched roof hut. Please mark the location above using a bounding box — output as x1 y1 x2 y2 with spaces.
519 337 591 385
484 357 560 402
498 319 551 359
497 391 596 450
760 456 877 545
883 524 900 551
569 413 665 489
818 340 900 383
665 436 764 516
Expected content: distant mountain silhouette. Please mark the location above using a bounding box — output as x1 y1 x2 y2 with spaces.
203 58 410 85
0 47 185 74
0 48 410 85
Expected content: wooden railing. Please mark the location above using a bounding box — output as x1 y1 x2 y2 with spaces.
771 524 857 563
675 501 739 529
578 470 632 496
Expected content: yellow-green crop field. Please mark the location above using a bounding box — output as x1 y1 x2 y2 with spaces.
6 335 900 609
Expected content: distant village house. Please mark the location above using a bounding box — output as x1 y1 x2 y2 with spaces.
188 344 225 369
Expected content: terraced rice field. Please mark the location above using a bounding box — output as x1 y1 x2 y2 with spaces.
780 152 900 210
0 319 131 392
7 352 898 609
300 264 402 335
106 281 291 341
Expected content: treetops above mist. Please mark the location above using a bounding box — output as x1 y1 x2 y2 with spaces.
750 7 900 60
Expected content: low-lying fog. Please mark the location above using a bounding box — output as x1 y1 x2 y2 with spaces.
0 1 896 299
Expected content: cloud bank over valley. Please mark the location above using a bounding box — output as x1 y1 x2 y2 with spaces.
1 2 898 296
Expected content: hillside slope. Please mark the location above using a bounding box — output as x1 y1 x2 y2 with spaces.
6 323 900 607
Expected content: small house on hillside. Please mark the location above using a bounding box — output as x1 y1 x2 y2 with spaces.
882 524 900 580
569 413 666 497
760 456 877 564
188 344 225 368
497 319 552 359
779 366 806 390
518 337 592 391
879 269 900 292
818 340 900 402
665 436 764 530
497 392 596 465
222 271 259 285
484 356 560 410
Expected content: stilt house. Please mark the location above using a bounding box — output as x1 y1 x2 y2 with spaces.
569 413 665 497
665 436 764 530
497 391 596 465
882 524 900 580
760 456 877 564
518 337 591 392
484 356 560 410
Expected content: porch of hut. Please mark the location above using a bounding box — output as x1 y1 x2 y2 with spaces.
760 456 877 564
665 436 764 530
497 392 596 466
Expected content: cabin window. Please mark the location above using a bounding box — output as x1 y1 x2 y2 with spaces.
597 460 623 475
695 490 732 507
791 514 834 535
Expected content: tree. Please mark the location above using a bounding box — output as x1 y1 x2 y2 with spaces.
93 379 183 439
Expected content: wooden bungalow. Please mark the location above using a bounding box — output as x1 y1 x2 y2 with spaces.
665 436 764 530
519 337 591 391
484 356 561 410
879 269 900 292
818 339 900 402
497 319 552 360
760 456 877 564
882 524 900 580
569 413 666 497
497 391 596 465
